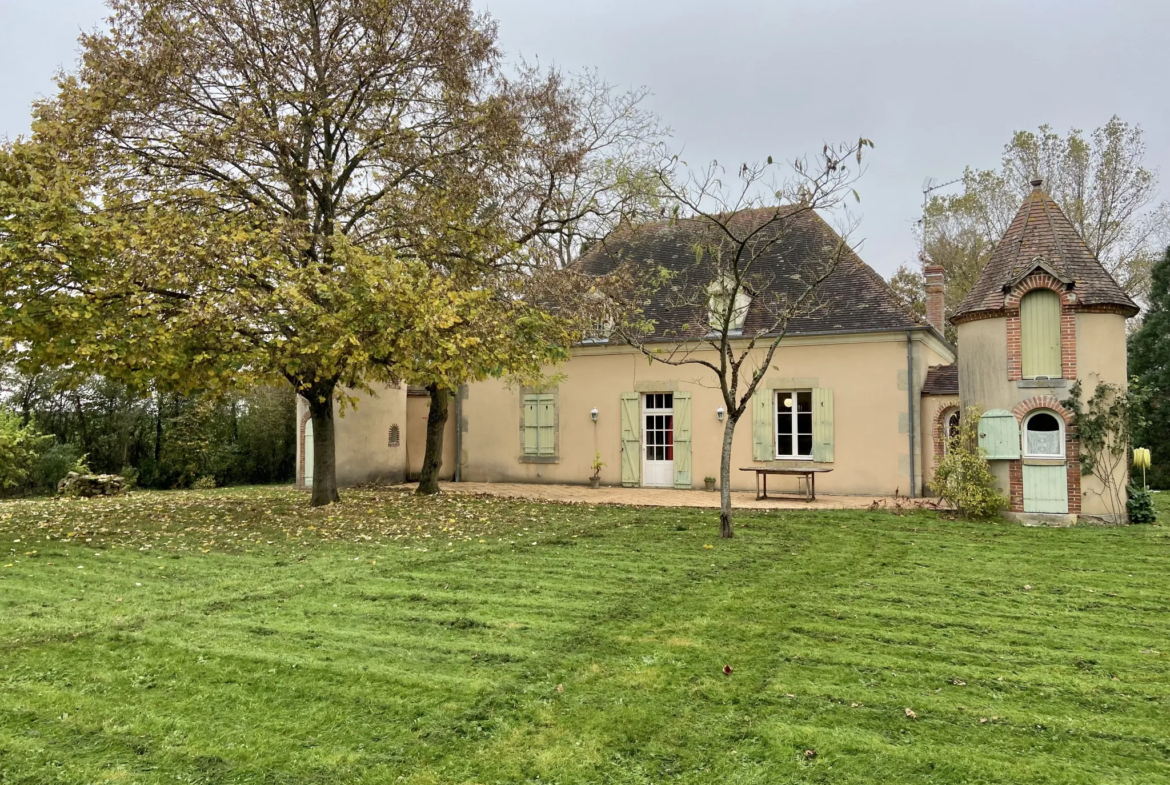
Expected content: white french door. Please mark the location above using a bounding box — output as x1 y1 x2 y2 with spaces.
642 393 675 487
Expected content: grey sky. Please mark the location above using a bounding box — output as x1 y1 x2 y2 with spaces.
4 0 1169 277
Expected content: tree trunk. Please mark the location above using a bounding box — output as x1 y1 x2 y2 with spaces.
719 414 738 539
307 385 341 507
416 384 451 496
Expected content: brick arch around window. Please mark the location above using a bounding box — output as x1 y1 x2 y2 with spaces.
298 409 312 488
1004 272 1078 382
932 402 960 465
1006 395 1081 515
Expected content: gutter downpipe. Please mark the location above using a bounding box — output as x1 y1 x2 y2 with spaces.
454 385 463 483
906 331 916 499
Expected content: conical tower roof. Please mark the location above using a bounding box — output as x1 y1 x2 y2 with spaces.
952 179 1139 320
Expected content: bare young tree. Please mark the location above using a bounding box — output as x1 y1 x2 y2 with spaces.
606 141 873 538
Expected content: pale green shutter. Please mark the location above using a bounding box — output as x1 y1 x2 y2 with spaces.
523 395 539 455
812 388 834 463
673 392 692 489
620 392 640 487
537 394 555 456
752 387 773 462
978 409 1020 459
1021 289 1062 379
1023 464 1069 513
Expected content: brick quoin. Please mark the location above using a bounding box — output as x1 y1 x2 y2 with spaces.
1003 273 1078 382
1009 396 1081 514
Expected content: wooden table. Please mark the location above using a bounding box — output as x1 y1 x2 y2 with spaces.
739 467 833 501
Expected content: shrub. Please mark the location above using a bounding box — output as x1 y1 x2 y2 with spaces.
34 443 89 493
1126 484 1157 524
0 409 52 495
932 407 1008 519
192 475 217 490
119 465 140 489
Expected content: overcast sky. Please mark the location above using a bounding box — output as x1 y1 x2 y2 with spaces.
4 0 1169 278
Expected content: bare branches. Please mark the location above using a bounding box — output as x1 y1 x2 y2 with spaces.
615 140 870 414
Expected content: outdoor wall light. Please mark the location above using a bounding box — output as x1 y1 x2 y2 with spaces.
716 406 725 421
590 408 599 422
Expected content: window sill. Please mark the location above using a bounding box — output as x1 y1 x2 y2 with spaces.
1018 379 1067 389
772 456 815 462
1022 457 1066 466
519 455 559 464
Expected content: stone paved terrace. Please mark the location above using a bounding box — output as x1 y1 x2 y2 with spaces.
423 481 941 512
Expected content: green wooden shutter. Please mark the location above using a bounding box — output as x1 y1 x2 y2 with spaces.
812 388 834 463
673 392 692 489
522 396 539 455
1023 464 1069 513
620 392 640 487
752 387 773 462
1021 289 1062 379
536 394 555 456
978 409 1020 459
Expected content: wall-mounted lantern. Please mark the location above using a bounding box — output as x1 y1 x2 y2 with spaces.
716 406 725 421
590 407 599 422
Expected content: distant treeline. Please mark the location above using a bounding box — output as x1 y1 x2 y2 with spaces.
0 370 295 495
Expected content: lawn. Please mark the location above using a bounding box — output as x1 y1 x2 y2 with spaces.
2 487 1169 784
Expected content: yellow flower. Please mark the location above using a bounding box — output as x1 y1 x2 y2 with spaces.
1133 447 1152 470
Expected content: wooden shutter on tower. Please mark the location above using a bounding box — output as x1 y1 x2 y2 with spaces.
812 388 835 463
620 392 640 487
1020 289 1062 379
673 392 692 489
978 409 1020 460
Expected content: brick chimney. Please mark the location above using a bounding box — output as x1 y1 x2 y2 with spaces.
924 265 946 332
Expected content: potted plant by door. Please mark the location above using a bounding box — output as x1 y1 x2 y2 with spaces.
704 476 717 492
589 452 605 489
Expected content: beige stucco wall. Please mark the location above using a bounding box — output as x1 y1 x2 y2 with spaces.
459 331 954 496
920 394 960 495
957 311 1130 517
297 383 408 488
1075 312 1131 515
405 394 457 481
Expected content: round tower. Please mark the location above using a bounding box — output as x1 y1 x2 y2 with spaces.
952 179 1138 522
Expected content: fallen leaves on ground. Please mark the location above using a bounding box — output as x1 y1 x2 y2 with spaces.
0 486 576 555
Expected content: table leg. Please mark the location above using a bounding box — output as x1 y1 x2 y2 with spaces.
810 472 816 501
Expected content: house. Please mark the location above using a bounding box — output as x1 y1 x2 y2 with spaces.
296 179 1137 521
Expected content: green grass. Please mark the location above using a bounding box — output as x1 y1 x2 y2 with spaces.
2 487 1169 784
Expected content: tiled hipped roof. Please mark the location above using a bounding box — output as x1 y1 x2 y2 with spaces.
921 364 959 395
953 180 1139 320
576 208 928 339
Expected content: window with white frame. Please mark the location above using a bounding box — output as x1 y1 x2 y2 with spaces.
1023 410 1064 457
775 390 813 458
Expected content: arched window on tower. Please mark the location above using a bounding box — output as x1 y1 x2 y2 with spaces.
1020 289 1062 379
1023 411 1064 458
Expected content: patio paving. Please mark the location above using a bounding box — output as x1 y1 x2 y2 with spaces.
427 481 940 512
